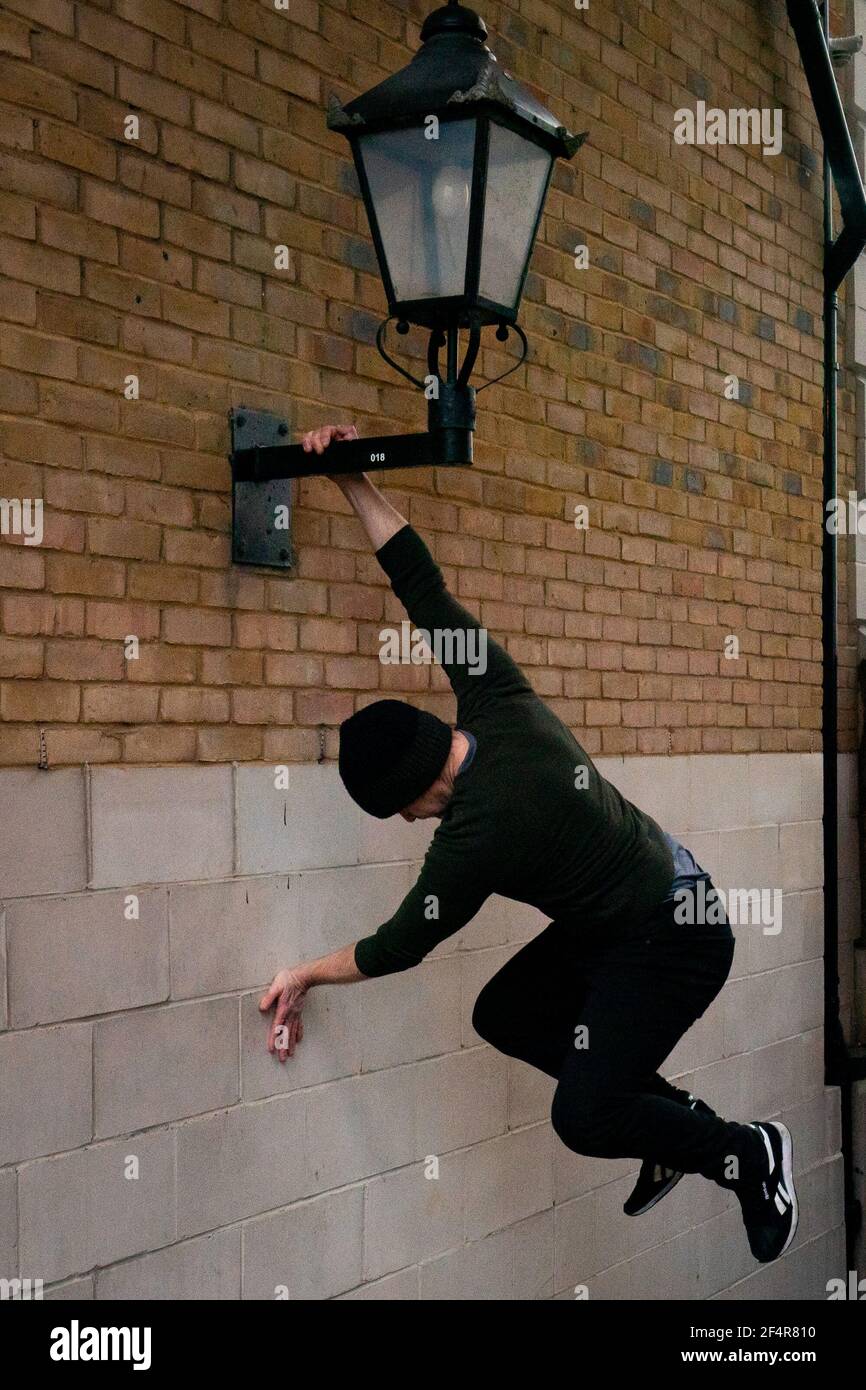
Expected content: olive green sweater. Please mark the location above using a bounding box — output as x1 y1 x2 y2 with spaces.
354 525 675 977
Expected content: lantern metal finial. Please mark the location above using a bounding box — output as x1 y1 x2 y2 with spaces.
420 2 487 42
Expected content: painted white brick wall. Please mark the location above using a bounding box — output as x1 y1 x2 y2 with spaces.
0 753 855 1300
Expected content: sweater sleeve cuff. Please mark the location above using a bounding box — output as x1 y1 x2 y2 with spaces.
374 524 431 581
354 936 384 978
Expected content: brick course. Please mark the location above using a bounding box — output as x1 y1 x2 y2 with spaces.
0 0 857 768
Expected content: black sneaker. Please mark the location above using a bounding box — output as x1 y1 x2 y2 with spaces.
623 1095 715 1216
737 1121 798 1263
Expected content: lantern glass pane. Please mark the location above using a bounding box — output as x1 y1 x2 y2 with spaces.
478 123 551 309
357 119 476 302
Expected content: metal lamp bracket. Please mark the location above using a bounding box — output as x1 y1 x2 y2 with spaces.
229 401 475 569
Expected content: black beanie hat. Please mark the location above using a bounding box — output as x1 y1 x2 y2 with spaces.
338 699 453 819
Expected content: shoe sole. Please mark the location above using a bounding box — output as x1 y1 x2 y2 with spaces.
625 1169 683 1217
769 1120 799 1260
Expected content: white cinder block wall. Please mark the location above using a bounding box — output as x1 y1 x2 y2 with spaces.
0 753 855 1300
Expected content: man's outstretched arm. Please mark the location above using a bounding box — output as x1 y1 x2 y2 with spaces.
260 810 494 1064
259 946 368 1063
303 424 534 714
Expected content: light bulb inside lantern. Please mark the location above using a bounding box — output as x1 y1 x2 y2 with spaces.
431 166 471 219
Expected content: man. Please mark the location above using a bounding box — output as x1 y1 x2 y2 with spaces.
260 423 798 1266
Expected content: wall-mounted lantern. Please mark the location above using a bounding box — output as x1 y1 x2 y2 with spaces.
230 0 586 565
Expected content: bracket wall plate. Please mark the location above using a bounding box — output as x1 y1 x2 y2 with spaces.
230 407 295 569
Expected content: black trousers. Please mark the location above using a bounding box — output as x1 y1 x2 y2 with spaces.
472 883 759 1186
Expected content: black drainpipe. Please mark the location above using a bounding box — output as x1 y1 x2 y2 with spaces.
786 0 866 1268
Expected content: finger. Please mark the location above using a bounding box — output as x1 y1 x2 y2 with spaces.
278 1003 294 1061
269 999 288 1053
283 1013 301 1061
259 981 280 1011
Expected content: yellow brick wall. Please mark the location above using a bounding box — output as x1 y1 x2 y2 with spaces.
0 0 858 766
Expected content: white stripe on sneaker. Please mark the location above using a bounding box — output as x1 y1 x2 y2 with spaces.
751 1121 775 1173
